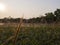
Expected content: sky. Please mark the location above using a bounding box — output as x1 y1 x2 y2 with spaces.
0 0 60 19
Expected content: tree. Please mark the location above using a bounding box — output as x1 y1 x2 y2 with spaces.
54 9 60 22
45 12 55 23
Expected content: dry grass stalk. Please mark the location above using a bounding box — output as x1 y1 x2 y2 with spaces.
13 17 23 45
1 16 23 45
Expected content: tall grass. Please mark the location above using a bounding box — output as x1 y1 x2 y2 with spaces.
0 23 60 45
1 17 23 45
13 17 23 45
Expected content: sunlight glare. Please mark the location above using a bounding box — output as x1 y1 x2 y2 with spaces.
0 3 6 12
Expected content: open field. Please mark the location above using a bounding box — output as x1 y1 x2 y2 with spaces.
0 24 60 45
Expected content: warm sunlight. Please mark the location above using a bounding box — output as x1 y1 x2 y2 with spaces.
0 3 6 12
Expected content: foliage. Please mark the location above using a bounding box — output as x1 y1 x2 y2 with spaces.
45 12 55 23
0 25 60 45
54 9 60 22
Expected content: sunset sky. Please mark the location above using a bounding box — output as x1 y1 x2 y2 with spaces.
0 0 60 19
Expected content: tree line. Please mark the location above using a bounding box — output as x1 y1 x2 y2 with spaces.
0 9 60 24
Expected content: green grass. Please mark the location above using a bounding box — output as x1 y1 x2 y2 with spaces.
0 24 60 45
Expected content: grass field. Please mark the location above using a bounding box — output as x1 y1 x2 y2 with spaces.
0 24 60 45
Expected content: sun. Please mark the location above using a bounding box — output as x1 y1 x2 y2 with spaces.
0 3 6 12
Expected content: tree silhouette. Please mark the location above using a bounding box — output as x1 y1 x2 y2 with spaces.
54 9 60 22
45 12 55 23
